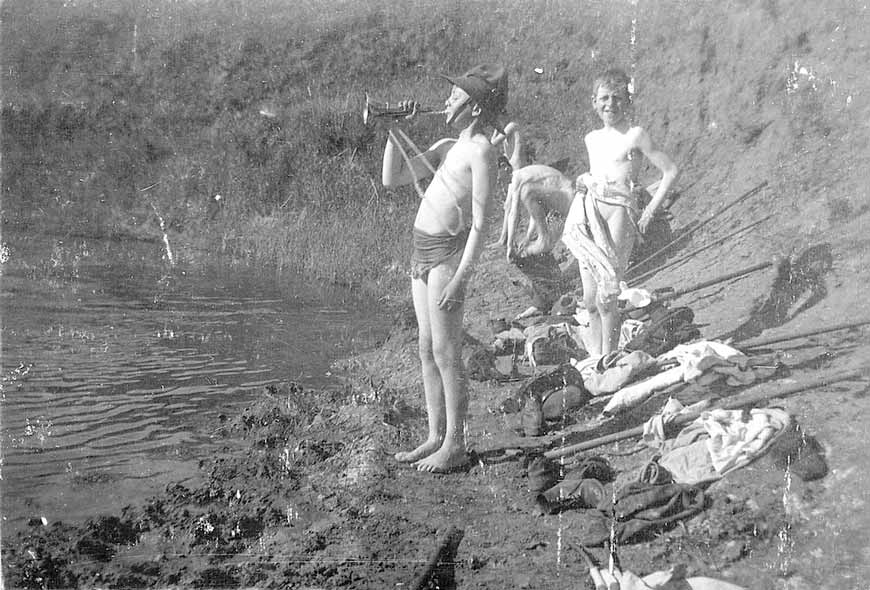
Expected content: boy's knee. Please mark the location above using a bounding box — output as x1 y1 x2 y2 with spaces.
597 297 618 317
418 334 435 360
431 339 460 368
583 292 599 315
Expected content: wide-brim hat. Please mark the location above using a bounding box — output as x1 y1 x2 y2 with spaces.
441 63 508 117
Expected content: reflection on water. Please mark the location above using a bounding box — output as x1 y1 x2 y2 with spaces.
0 233 388 531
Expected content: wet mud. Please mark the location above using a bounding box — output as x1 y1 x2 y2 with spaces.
4 231 870 589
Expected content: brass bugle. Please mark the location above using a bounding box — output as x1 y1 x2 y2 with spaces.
363 93 446 125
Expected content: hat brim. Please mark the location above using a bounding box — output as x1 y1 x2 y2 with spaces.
440 73 505 134
442 74 504 112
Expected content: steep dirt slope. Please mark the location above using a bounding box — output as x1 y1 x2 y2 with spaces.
620 0 870 335
423 0 870 336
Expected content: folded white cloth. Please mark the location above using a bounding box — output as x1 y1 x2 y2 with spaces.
702 408 789 474
658 341 755 385
658 408 792 484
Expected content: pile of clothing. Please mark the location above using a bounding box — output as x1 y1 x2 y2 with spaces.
527 455 706 546
578 340 778 416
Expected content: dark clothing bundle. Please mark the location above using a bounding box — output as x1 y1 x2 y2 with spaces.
562 481 706 547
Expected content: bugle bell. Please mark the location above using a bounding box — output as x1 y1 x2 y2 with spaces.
363 93 446 125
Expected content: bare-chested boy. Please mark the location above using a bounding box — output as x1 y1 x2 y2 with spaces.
381 64 506 473
564 68 678 355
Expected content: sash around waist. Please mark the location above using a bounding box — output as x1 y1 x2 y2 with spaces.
579 176 643 215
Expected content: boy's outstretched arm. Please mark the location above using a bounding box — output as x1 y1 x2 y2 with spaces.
437 142 496 310
636 129 679 234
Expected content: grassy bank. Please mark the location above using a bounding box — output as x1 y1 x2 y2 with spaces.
3 0 868 296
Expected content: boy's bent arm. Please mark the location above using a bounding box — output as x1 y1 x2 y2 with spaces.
382 134 454 189
636 128 679 233
437 142 496 308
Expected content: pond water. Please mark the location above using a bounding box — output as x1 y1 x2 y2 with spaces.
0 233 390 534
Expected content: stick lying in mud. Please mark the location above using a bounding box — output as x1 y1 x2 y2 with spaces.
738 318 870 349
654 257 785 301
628 214 773 286
626 180 769 277
410 525 465 590
543 365 870 458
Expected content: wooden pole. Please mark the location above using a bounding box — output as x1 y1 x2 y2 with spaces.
410 526 465 590
738 319 870 349
658 258 780 301
626 221 699 277
544 366 869 459
629 214 773 286
626 180 768 277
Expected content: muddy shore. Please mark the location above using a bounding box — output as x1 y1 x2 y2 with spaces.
4 223 870 589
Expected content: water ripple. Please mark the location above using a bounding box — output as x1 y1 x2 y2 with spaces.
0 234 388 529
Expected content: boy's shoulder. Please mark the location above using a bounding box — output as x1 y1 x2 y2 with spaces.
432 137 458 151
452 132 497 157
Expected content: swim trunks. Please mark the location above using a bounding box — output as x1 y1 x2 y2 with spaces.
410 227 470 280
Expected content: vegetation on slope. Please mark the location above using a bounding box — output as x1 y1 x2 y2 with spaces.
3 0 868 294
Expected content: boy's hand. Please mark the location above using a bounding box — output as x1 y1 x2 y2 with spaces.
397 99 422 120
370 100 419 128
438 279 465 311
638 210 655 234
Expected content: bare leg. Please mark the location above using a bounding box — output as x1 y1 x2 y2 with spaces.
599 297 621 355
414 264 470 473
599 209 638 353
394 277 446 463
518 195 551 256
504 178 522 259
495 188 512 247
579 266 603 356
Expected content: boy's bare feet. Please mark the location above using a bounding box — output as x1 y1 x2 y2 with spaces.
489 235 508 249
414 445 470 474
394 439 442 463
522 235 551 257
